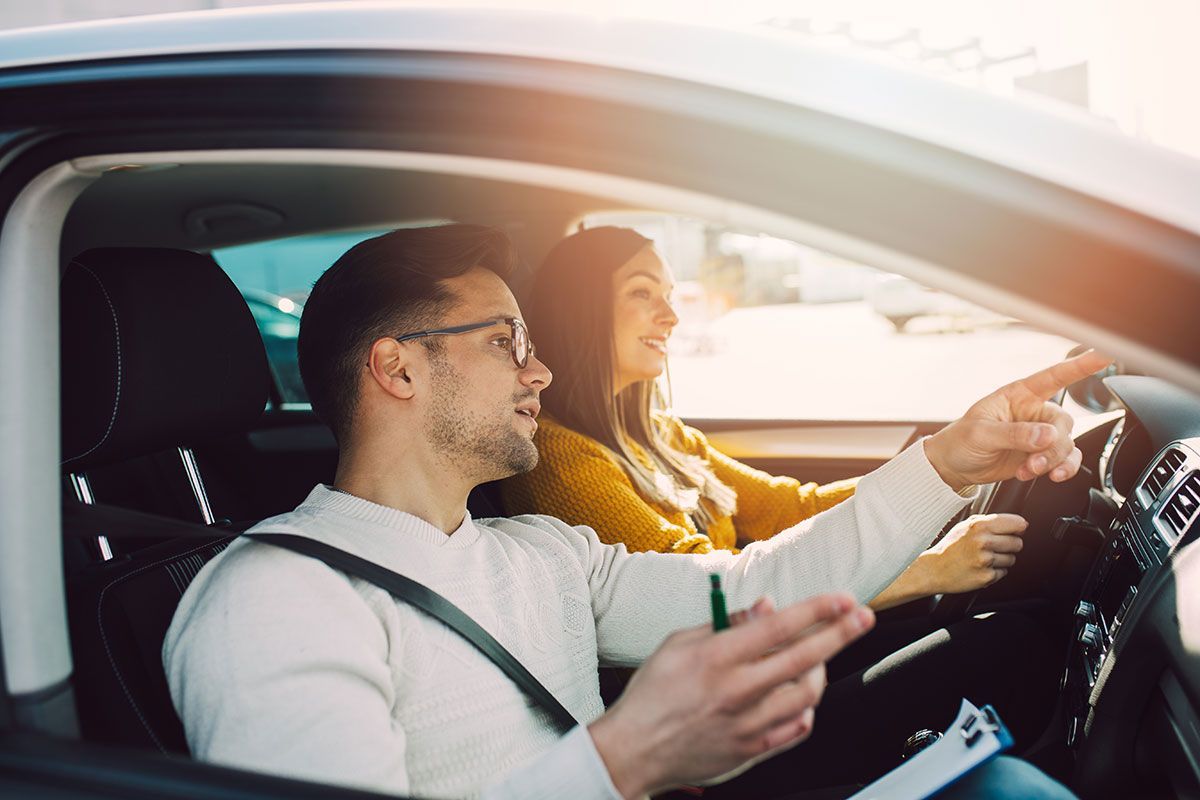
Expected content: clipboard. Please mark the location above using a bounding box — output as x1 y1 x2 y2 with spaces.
847 699 1014 800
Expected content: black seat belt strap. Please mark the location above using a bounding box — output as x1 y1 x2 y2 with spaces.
246 533 579 736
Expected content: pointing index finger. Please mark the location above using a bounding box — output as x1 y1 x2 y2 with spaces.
1016 350 1112 401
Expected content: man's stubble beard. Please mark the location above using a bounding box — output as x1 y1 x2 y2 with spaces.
423 357 539 481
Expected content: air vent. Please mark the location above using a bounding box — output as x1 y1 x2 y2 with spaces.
1161 472 1200 540
1142 448 1187 501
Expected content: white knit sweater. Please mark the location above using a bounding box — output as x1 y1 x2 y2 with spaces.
163 441 969 799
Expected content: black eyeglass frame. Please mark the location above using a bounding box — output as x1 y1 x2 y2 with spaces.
393 316 535 368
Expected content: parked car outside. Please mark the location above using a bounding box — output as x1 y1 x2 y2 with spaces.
240 289 306 404
867 273 1015 333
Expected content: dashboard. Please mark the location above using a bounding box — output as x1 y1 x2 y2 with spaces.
1066 376 1200 799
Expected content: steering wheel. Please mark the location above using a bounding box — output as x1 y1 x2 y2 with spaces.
926 385 1067 626
927 474 1037 626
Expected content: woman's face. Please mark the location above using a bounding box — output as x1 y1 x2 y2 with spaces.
611 246 679 395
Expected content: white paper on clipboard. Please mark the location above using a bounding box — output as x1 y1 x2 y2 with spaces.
847 699 1014 800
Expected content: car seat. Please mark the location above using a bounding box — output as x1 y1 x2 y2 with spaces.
60 247 270 753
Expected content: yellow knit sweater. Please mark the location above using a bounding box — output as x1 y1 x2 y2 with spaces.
502 415 858 554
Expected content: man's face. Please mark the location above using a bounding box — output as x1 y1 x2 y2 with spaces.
421 268 552 481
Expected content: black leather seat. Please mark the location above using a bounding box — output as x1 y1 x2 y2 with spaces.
67 534 236 752
60 248 270 753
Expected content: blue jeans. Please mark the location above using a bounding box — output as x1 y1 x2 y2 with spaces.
931 756 1076 799
681 756 1078 799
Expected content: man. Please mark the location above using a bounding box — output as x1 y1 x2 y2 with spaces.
165 224 1092 799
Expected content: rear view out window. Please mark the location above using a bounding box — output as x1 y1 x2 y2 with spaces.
581 212 1082 422
212 230 387 404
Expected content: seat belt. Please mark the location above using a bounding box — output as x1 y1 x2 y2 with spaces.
246 532 578 735
63 499 579 735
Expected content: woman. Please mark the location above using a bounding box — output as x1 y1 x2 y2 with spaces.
502 225 1028 612
501 226 1063 791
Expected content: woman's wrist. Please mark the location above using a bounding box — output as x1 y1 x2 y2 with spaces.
892 556 936 599
869 554 938 610
909 551 941 597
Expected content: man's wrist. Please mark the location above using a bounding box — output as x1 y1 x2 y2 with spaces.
588 714 655 799
922 434 971 493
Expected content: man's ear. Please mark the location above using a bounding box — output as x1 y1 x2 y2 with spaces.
366 337 420 400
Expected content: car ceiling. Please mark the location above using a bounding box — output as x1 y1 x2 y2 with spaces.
61 163 613 267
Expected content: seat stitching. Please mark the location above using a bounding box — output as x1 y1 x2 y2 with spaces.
62 262 122 465
94 536 235 753
181 554 204 587
171 561 188 596
164 562 183 597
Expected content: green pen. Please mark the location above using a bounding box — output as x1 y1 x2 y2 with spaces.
710 574 730 631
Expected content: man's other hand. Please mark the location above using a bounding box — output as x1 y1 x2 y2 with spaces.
923 350 1112 491
588 593 874 799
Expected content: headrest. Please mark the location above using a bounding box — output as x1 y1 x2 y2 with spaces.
61 248 270 472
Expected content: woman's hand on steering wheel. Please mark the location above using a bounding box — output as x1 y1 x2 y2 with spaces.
917 513 1028 595
928 476 1040 624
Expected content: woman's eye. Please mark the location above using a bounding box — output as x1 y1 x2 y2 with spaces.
492 336 512 349
631 288 651 300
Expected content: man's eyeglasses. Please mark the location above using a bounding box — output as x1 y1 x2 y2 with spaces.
393 316 536 369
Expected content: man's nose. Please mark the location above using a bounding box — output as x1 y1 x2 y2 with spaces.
520 353 552 389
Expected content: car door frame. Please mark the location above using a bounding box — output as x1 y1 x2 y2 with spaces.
2 40 1199 799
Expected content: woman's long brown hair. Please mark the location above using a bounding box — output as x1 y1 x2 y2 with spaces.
527 226 735 529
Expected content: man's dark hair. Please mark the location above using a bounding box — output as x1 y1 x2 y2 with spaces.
297 224 517 442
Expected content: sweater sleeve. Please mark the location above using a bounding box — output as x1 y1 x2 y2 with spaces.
503 424 717 554
484 726 623 800
670 419 859 543
164 541 622 800
561 440 973 666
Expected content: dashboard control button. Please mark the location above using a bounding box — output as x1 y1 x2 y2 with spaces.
1078 623 1103 651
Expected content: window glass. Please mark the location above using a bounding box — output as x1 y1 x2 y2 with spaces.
582 212 1083 422
212 230 390 404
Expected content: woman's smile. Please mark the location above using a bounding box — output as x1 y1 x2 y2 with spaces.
639 335 669 354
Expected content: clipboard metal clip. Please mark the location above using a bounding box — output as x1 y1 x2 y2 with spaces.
959 704 1002 746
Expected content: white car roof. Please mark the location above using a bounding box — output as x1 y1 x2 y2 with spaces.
1 2 1198 237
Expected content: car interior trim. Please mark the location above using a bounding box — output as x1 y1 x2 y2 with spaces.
67 473 113 562
0 159 91 696
701 424 918 461
177 447 215 526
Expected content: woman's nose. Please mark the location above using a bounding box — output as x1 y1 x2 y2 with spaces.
655 297 679 328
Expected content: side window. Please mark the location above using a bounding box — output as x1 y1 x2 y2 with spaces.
212 230 390 405
581 212 1083 422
